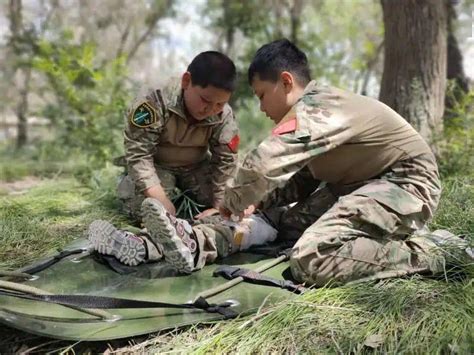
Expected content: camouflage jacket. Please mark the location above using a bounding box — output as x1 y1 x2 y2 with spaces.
124 80 239 206
223 80 436 215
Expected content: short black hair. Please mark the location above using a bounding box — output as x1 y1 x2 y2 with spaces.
248 39 311 86
187 51 237 92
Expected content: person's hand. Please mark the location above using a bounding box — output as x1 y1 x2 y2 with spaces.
161 198 176 216
194 207 219 220
219 206 245 221
219 206 233 220
144 185 176 216
243 204 256 217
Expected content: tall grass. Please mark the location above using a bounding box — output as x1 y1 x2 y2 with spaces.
0 93 472 353
0 167 127 269
135 279 472 354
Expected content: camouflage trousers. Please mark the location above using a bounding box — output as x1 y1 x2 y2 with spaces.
117 159 214 221
191 154 447 286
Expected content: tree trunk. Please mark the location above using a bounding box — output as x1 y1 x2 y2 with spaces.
288 0 304 45
9 0 29 149
445 0 469 119
379 0 448 149
16 67 31 149
222 0 235 56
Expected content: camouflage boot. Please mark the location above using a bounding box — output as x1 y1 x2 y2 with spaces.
141 198 198 274
87 220 162 266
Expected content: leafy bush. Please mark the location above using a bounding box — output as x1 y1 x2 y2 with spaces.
439 86 474 178
32 31 131 173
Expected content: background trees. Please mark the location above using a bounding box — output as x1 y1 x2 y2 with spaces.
0 2 472 352
379 0 448 151
0 0 472 166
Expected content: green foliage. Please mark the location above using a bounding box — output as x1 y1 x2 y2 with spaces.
32 31 131 172
300 1 383 90
0 143 88 182
237 102 274 152
85 164 124 210
439 86 474 178
171 189 206 220
206 0 384 105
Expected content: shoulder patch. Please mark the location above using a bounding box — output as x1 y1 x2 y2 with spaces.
130 102 157 128
227 134 240 153
272 117 297 136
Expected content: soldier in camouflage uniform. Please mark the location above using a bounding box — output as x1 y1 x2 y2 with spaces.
89 40 469 285
87 51 271 267
118 51 240 222
217 39 469 285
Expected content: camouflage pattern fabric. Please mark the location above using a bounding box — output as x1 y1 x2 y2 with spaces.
224 81 434 215
220 81 447 286
122 79 238 216
286 155 443 286
187 214 278 270
188 155 445 285
117 161 214 220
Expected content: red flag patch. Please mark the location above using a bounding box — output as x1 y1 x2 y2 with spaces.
227 134 240 152
272 117 297 136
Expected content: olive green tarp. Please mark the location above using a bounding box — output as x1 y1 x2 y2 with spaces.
0 239 295 341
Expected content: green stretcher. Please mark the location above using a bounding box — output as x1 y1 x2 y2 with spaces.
0 239 298 341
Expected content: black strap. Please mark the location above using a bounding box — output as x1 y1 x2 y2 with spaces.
20 248 87 275
213 265 306 294
246 241 295 257
0 291 237 319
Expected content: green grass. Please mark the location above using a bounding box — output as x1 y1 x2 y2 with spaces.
430 175 474 236
0 173 129 270
0 139 473 353
0 143 90 182
134 279 472 354
0 170 472 353
115 173 474 354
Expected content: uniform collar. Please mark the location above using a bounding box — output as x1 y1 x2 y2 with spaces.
166 81 186 119
165 80 223 126
302 80 319 96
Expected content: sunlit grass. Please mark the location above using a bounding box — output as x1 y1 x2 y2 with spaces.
133 279 472 354
0 147 472 353
0 175 128 270
116 172 474 354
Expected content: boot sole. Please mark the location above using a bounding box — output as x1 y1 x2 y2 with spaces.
142 199 194 274
88 220 146 266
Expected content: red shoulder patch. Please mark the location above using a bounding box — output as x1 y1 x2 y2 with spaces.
272 117 297 136
227 134 240 152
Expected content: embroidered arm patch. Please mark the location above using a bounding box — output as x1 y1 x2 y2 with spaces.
227 134 240 153
131 102 157 128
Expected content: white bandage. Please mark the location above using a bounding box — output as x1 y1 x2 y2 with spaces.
224 215 278 251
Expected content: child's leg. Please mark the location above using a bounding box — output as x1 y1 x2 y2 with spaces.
192 215 278 269
88 220 163 266
142 198 278 273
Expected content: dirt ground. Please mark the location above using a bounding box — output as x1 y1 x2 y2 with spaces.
0 177 43 195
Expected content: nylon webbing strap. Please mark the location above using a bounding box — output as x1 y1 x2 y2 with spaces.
213 265 306 294
0 291 237 319
19 248 88 275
